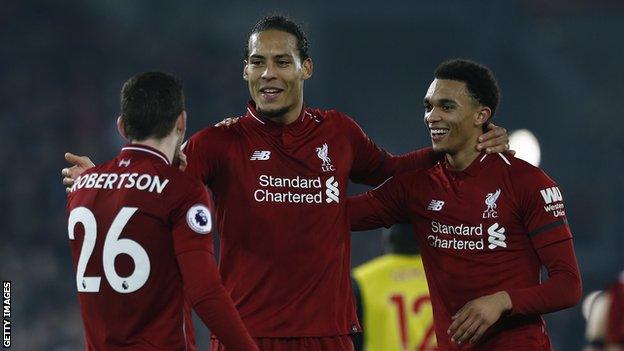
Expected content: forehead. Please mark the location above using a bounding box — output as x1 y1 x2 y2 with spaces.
248 30 299 57
425 79 472 102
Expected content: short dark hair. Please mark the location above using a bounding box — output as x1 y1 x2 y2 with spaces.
435 59 500 117
120 71 184 141
245 15 310 62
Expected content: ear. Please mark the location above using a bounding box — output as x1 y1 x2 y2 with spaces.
243 60 249 81
117 116 128 140
474 107 492 127
176 111 187 135
301 58 313 80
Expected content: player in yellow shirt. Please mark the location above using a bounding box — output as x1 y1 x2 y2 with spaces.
352 224 437 351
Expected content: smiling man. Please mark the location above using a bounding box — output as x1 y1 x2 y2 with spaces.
62 18 511 351
349 59 582 350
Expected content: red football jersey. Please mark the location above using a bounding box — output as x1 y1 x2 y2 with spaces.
350 153 574 350
182 102 434 337
66 145 244 350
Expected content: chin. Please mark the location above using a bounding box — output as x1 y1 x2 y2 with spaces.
258 105 291 118
431 143 447 153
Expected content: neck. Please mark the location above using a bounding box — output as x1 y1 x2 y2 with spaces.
445 144 481 171
131 135 177 164
262 96 304 125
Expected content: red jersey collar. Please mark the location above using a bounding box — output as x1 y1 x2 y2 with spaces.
120 144 170 166
245 100 308 130
442 151 488 176
443 151 512 176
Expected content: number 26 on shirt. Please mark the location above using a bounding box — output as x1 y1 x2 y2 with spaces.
68 207 150 294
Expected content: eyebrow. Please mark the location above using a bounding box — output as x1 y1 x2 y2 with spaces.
249 54 293 60
423 97 458 105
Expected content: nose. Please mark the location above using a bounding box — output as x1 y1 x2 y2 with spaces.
261 62 277 80
425 109 441 125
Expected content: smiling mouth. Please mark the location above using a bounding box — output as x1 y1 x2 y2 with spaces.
259 87 284 101
430 128 449 141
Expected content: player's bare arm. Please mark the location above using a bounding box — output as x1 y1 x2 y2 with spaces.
447 291 513 345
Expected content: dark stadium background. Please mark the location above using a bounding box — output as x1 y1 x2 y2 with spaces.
1 0 622 349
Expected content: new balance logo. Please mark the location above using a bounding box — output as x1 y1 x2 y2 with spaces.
487 223 507 250
540 187 562 204
427 200 445 211
250 151 271 161
325 176 339 203
118 159 130 167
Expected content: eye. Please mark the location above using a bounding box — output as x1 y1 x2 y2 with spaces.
442 104 454 111
277 60 290 67
423 103 432 112
249 60 263 67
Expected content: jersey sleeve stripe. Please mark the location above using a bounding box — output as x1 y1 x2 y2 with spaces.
528 219 567 238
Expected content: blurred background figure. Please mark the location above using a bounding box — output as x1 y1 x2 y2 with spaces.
584 270 624 351
352 224 437 351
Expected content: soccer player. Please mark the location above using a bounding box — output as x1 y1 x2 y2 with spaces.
65 72 257 351
352 224 437 351
349 59 582 350
62 17 510 350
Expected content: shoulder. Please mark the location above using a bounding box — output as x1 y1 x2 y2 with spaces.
307 107 361 127
187 124 241 144
154 164 207 197
500 155 558 187
389 167 434 186
182 124 244 159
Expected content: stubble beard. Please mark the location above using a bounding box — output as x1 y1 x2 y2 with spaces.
257 105 292 120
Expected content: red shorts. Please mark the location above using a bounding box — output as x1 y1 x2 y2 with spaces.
211 335 354 351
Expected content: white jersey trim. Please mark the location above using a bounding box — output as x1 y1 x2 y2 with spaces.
305 111 321 123
497 153 511 165
121 146 170 165
247 107 265 124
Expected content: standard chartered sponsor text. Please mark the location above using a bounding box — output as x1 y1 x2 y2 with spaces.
428 220 485 250
254 175 332 204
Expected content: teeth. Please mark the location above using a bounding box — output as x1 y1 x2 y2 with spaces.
262 89 280 93
431 129 448 135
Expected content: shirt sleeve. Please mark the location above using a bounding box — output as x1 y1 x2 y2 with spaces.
507 239 582 315
518 168 572 249
351 277 364 351
181 127 225 187
170 182 215 255
342 114 392 186
383 148 440 175
342 114 439 186
171 183 258 351
349 176 410 231
177 251 258 351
